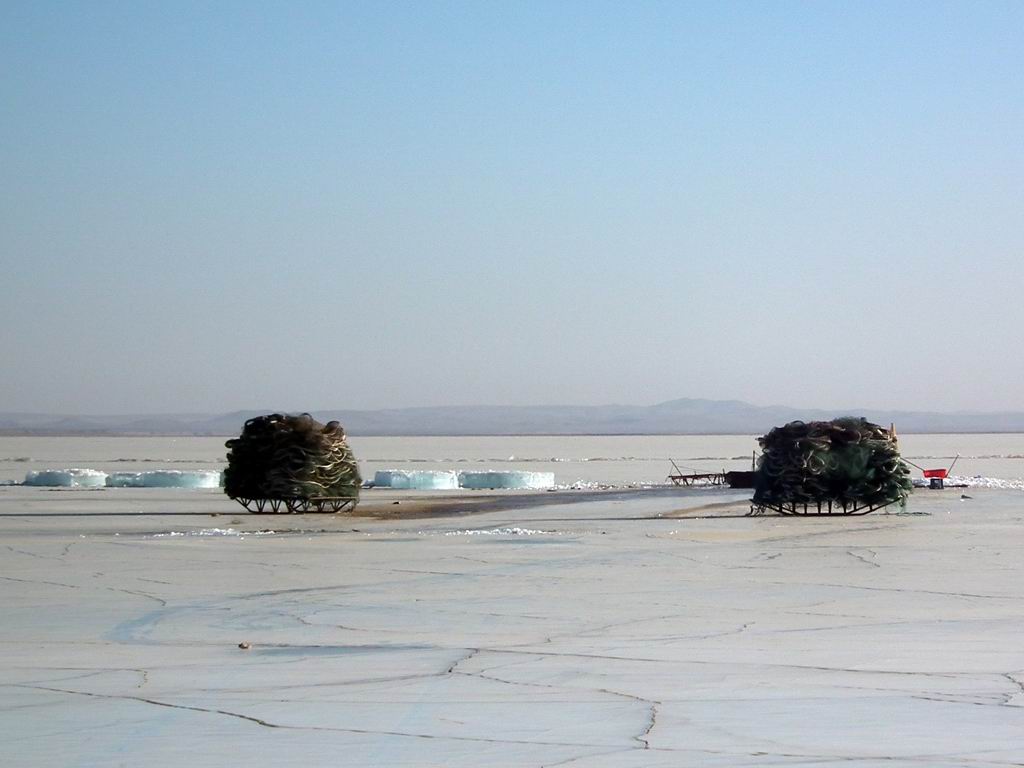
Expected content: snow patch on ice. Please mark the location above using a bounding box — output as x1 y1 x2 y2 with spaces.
552 481 666 491
950 475 1024 490
443 527 558 536
152 528 276 538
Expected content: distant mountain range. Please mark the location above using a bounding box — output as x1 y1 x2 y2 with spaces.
3 399 1024 436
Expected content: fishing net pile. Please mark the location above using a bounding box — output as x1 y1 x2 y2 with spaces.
223 414 361 505
753 417 911 509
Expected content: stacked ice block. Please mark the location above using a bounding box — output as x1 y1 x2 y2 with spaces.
23 469 223 488
372 470 460 490
24 469 108 488
457 471 554 490
372 469 555 490
105 470 222 489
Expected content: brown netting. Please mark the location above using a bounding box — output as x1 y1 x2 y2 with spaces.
223 413 360 510
753 417 911 510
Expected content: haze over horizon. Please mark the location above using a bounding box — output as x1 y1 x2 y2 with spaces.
3 1 1022 415
8 395 1024 420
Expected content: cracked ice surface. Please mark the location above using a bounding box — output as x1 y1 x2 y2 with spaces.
3 486 1024 766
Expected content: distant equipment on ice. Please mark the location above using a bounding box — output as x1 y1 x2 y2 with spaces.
904 454 961 490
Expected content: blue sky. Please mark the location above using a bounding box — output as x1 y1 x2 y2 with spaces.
1 1 1022 413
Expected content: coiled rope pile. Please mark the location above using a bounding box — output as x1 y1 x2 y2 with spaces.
753 417 911 509
223 414 361 506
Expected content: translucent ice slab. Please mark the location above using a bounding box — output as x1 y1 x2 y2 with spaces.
457 471 555 490
105 470 223 489
373 470 460 490
24 469 108 488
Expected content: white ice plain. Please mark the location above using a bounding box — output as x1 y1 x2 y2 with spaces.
2 485 1024 767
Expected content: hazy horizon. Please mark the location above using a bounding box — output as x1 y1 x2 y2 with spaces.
0 394 972 416
3 2 1021 414
10 395 1024 419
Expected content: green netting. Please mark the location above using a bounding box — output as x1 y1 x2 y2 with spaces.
223 413 361 503
753 417 911 509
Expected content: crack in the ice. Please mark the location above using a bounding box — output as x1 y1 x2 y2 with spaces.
482 648 970 680
446 648 480 674
906 692 1024 710
452 555 497 565
540 747 636 767
0 575 79 590
761 579 1024 602
235 584 352 600
768 618 956 636
846 548 881 568
282 611 384 634
104 586 167 606
4 545 63 561
5 679 1023 764
9 684 627 749
646 621 754 643
452 653 663 750
192 671 460 695
635 700 658 749
1001 672 1024 706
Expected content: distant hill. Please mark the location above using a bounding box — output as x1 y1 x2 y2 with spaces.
3 398 1024 436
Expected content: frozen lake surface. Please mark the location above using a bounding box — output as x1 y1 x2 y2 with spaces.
3 433 1024 486
2 481 1024 766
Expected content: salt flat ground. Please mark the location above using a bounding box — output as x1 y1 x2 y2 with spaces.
2 486 1024 767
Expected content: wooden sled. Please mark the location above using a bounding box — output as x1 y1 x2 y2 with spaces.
229 496 358 514
748 498 898 516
